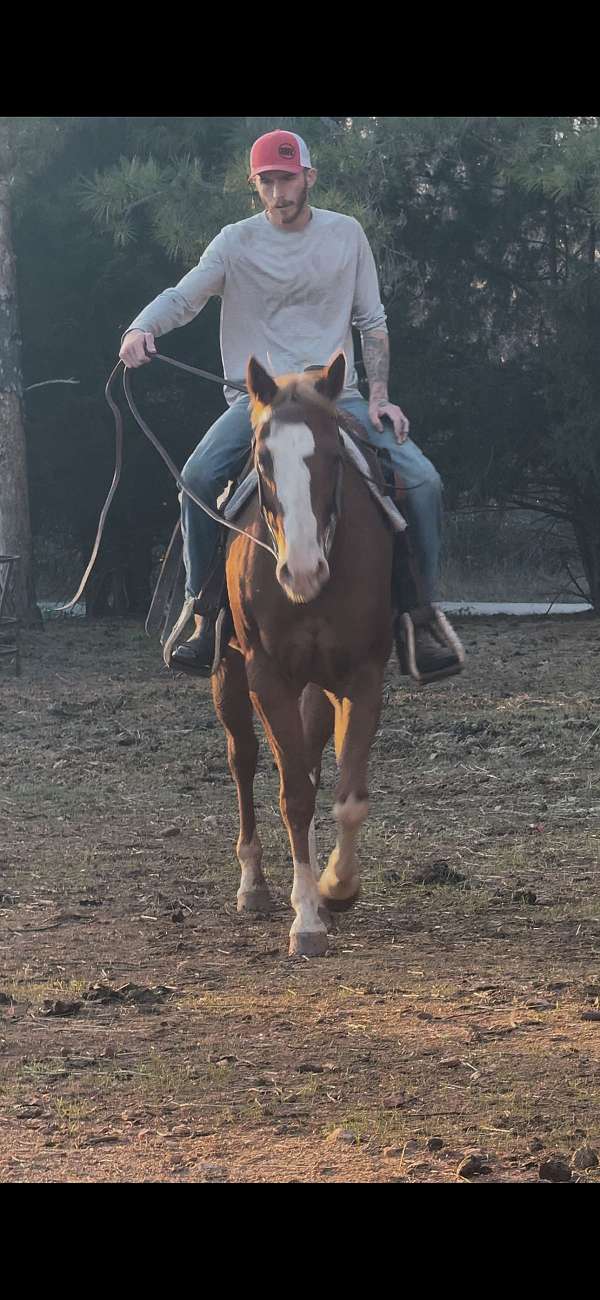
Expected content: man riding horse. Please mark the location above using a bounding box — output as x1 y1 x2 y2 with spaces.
119 128 460 683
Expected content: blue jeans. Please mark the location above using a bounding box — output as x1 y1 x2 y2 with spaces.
180 394 442 603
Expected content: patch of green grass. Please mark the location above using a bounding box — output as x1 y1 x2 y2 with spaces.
130 1052 232 1101
132 1055 194 1097
3 977 87 1005
18 1057 69 1082
174 991 232 1013
294 1076 329 1101
53 1096 96 1135
327 1107 408 1146
204 1062 236 1087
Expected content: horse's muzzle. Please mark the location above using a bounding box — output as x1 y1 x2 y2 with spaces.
276 557 330 604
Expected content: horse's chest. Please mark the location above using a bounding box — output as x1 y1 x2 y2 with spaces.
262 621 352 686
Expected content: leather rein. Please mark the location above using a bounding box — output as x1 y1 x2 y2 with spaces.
62 351 345 611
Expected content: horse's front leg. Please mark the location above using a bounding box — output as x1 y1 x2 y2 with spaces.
248 659 328 958
318 662 385 912
300 683 335 881
212 649 273 913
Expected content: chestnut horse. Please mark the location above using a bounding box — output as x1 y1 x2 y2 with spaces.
212 353 393 957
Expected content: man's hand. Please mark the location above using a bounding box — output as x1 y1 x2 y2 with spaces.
119 330 157 368
368 397 410 444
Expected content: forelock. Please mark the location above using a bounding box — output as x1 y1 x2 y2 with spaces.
250 374 337 432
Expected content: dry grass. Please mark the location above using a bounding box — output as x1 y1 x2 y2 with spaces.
0 613 599 1181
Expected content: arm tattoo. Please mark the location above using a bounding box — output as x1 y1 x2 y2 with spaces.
361 328 390 402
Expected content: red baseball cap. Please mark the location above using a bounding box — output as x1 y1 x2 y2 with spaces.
249 129 312 179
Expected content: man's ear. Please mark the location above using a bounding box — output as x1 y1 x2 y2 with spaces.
315 351 346 401
247 356 278 405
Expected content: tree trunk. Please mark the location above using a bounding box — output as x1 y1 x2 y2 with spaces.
572 511 600 613
0 173 38 623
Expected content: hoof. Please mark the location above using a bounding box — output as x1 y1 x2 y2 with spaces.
288 929 329 958
237 888 273 914
324 887 361 913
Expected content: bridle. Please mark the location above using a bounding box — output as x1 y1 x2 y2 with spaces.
62 350 346 611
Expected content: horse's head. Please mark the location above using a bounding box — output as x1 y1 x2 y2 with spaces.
247 353 346 604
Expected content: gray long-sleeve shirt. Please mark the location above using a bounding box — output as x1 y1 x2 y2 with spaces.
126 207 387 405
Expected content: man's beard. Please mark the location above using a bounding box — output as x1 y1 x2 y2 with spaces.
267 178 309 223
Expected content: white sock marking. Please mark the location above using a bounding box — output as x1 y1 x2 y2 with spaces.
290 861 326 936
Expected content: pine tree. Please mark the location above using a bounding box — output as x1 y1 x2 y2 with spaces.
19 116 600 610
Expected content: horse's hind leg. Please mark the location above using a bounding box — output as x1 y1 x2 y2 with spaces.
318 663 384 912
248 662 327 958
212 649 273 913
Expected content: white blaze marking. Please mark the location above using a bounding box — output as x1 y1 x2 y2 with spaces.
267 419 321 575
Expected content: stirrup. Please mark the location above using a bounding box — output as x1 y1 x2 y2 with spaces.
170 610 228 677
162 596 196 669
396 607 465 686
163 602 230 677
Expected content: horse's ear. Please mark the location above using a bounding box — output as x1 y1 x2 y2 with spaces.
316 352 346 402
247 356 278 406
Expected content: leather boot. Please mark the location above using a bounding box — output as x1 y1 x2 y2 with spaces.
413 625 460 676
171 614 217 676
394 608 464 684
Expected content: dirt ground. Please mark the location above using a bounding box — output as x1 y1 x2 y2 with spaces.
1 613 600 1183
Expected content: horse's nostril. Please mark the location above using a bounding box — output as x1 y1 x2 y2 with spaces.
278 558 328 594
